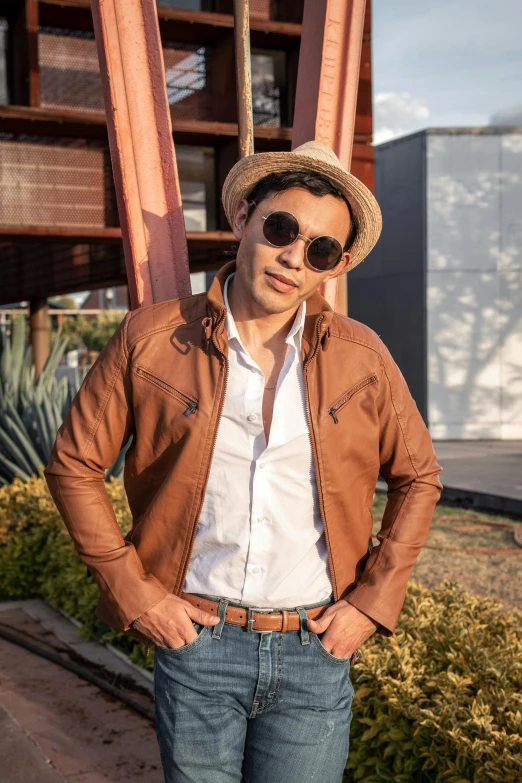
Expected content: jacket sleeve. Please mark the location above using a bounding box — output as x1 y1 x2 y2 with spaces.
43 312 169 632
346 339 443 635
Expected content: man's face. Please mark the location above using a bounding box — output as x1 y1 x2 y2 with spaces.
231 187 352 315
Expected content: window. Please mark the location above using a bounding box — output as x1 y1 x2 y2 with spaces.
176 146 216 232
251 49 287 127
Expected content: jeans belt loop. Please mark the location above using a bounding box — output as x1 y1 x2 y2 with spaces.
212 597 229 639
295 606 310 645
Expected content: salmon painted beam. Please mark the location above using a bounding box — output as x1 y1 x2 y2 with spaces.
91 0 191 309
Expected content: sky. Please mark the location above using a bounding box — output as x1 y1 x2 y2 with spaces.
372 0 522 143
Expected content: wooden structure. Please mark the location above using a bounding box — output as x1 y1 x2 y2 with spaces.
0 0 374 365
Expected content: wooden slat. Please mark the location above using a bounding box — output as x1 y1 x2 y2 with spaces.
40 0 302 36
0 225 235 244
0 105 294 141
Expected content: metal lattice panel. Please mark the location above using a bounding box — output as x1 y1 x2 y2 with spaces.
0 135 108 228
38 27 214 122
39 28 104 113
163 43 213 120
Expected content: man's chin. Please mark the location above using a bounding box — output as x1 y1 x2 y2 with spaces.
251 286 300 315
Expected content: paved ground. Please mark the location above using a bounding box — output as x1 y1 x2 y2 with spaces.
0 601 162 783
433 440 522 516
0 703 65 782
433 440 522 499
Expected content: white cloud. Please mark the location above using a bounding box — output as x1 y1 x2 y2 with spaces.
373 91 430 144
373 0 522 130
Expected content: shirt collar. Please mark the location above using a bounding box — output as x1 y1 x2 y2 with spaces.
223 273 306 350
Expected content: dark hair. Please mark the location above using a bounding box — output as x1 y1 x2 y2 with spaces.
244 170 357 251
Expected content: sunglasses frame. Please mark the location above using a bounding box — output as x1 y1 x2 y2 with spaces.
249 201 345 273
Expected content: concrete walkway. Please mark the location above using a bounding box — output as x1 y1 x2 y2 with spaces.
0 703 66 783
0 600 161 783
433 440 522 516
375 441 522 516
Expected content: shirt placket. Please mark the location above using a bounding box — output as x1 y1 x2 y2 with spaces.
233 342 267 602
240 337 300 605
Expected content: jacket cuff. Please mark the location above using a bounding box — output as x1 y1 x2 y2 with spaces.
345 589 396 637
95 575 169 632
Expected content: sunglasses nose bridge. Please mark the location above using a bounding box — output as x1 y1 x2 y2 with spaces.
296 232 312 249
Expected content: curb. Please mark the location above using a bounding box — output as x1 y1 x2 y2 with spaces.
375 480 522 519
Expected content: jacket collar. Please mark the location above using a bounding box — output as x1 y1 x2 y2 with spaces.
205 260 334 356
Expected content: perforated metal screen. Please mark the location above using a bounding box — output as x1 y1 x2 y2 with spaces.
0 135 215 232
39 28 214 122
39 28 104 113
163 43 213 121
0 135 109 228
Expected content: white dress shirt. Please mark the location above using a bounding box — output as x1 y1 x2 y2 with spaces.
182 273 333 608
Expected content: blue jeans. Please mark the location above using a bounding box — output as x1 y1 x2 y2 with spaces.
154 595 354 783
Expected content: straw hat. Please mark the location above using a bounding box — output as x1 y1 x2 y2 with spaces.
221 140 382 271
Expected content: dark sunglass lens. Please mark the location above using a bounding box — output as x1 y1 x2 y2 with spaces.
307 236 343 271
263 211 299 247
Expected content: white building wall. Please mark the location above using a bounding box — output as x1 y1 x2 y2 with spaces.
426 133 522 439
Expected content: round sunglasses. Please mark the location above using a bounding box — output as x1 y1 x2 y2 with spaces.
250 201 345 272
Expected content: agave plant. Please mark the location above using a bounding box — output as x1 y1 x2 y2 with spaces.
0 314 129 485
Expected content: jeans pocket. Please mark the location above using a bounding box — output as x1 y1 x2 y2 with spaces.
155 622 211 655
310 632 352 665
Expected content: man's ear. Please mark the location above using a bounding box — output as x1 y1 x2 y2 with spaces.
232 199 250 241
327 252 352 280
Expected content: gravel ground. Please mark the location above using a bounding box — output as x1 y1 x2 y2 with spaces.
372 493 522 612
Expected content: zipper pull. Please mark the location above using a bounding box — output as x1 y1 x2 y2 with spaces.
321 326 331 351
202 316 212 352
329 408 339 424
183 401 198 417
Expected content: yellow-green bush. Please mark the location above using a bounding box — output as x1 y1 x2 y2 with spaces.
0 472 152 667
345 584 522 783
1 476 521 781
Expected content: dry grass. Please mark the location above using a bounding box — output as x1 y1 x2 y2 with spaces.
373 492 522 612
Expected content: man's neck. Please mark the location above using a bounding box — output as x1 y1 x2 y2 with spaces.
227 273 299 351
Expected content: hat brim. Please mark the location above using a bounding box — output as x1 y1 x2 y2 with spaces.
221 151 382 271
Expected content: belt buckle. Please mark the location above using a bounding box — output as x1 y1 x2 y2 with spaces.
247 606 273 633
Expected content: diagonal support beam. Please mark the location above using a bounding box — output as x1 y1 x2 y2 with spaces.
292 0 367 313
91 0 191 309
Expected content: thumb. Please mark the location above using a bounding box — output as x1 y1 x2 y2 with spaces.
307 613 333 634
187 606 221 625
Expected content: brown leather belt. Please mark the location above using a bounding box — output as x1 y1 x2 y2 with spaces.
181 592 332 633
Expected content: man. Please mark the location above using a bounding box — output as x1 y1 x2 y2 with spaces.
45 140 443 783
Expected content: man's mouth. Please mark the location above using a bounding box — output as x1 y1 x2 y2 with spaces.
265 271 298 293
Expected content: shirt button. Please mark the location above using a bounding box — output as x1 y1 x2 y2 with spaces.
256 516 265 523
247 414 257 422
252 567 261 574
258 462 265 469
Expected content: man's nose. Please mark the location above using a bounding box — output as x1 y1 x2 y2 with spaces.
278 237 307 269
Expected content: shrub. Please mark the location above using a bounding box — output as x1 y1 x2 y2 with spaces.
0 472 152 668
1 475 521 781
344 583 522 783
0 314 128 484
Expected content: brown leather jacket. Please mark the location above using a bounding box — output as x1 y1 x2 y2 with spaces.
44 260 443 648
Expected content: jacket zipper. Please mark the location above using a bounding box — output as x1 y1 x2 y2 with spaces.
329 374 378 424
303 314 339 601
176 312 229 595
135 366 198 417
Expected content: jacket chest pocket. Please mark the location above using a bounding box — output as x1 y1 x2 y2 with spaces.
328 373 378 424
134 365 198 417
